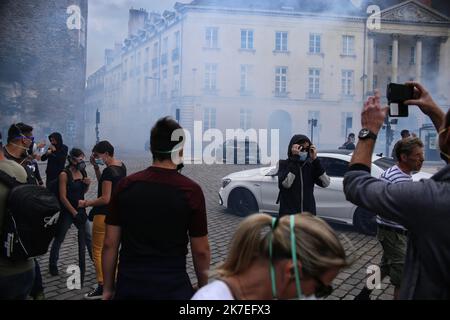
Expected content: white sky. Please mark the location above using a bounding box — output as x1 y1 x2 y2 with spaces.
87 0 191 75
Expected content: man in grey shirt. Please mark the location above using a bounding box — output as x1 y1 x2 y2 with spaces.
343 82 450 300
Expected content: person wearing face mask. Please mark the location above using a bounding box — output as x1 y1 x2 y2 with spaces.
343 82 450 299
77 141 126 300
3 123 47 300
277 134 330 217
27 141 46 186
40 132 68 187
102 117 210 300
3 123 37 181
192 213 349 300
48 148 91 284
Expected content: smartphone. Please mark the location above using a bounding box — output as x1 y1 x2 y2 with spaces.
386 83 414 117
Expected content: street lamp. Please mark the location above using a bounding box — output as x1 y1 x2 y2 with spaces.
308 118 318 143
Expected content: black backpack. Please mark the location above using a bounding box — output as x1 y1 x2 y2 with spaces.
0 170 61 261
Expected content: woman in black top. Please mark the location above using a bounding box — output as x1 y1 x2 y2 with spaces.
49 148 91 284
78 141 126 300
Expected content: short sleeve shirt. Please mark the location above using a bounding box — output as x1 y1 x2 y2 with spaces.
105 166 208 259
90 163 127 216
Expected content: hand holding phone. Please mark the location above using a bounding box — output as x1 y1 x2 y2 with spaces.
387 83 414 117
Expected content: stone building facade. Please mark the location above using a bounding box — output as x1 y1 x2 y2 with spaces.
0 0 88 148
87 0 450 157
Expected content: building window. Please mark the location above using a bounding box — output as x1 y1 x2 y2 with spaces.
205 64 217 90
240 65 250 92
144 47 150 73
373 75 378 89
137 52 141 76
240 108 252 130
275 66 288 96
388 45 393 64
122 59 128 80
161 37 169 65
341 112 353 137
162 69 168 80
275 32 288 51
341 70 354 96
174 31 180 49
342 35 355 56
410 46 416 65
309 34 321 54
172 79 180 97
374 44 379 63
173 65 180 75
308 68 320 96
152 72 158 96
203 107 217 130
205 27 219 48
241 29 254 49
172 31 181 61
152 42 159 70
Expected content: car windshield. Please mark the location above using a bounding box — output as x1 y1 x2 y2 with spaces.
373 157 396 170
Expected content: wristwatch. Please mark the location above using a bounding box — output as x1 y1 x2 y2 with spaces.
358 128 377 140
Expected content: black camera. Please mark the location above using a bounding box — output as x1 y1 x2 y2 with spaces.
386 83 414 117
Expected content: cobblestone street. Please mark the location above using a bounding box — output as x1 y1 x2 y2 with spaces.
35 153 443 300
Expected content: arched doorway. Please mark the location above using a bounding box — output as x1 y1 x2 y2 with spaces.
268 110 292 161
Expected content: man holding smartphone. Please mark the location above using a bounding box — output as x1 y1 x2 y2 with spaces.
344 82 450 299
277 134 330 217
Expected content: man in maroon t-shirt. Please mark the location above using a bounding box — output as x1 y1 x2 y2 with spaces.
102 117 211 300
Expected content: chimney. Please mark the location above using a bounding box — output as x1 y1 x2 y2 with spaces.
128 8 148 37
418 0 432 6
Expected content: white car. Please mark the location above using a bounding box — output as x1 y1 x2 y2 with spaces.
218 150 431 235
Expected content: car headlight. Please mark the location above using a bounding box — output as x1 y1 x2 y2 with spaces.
222 178 232 188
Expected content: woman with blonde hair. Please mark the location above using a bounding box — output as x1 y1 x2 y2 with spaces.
192 213 349 300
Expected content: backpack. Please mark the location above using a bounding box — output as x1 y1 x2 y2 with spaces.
0 169 61 261
47 168 87 201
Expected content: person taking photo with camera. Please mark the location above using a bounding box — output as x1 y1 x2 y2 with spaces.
277 134 330 217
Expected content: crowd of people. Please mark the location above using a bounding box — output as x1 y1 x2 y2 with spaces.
0 82 449 300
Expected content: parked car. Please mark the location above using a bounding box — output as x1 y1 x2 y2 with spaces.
218 150 431 235
215 139 260 164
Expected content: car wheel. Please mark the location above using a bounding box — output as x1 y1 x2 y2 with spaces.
353 207 377 236
229 188 259 217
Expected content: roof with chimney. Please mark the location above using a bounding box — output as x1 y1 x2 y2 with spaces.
178 0 450 17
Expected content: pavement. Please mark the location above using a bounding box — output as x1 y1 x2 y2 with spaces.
33 154 445 300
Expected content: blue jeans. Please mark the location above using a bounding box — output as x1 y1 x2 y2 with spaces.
49 211 89 284
0 267 35 300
